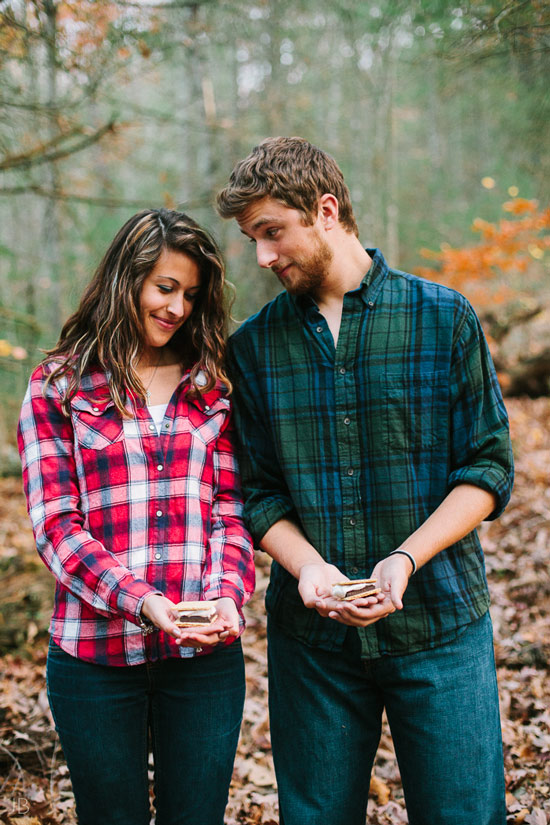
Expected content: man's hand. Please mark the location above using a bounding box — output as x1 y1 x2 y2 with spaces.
370 552 414 611
326 552 414 628
298 562 386 625
298 562 346 608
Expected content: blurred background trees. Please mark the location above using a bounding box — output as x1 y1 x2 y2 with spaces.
1 0 549 465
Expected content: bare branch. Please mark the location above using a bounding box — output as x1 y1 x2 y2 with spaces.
0 184 212 211
0 121 116 171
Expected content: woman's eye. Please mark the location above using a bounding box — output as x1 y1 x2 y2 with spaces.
158 285 172 293
185 292 199 302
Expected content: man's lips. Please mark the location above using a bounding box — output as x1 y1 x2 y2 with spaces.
274 264 292 279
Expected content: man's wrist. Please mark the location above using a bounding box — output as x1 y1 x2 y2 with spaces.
389 549 417 575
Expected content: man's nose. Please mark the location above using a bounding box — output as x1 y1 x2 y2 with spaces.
256 241 278 269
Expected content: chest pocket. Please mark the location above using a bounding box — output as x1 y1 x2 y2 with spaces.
379 371 448 452
71 396 124 450
184 395 231 445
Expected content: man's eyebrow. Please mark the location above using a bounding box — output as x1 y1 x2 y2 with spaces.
239 216 283 235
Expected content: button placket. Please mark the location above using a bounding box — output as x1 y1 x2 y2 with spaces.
334 295 365 575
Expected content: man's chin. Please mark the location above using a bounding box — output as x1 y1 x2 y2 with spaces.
278 276 309 297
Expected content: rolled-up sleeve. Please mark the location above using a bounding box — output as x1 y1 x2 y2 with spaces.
227 334 297 545
447 305 514 519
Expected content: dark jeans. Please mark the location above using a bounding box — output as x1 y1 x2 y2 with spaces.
268 612 506 825
47 638 245 825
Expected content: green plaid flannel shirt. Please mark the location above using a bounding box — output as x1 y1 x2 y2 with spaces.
228 249 513 658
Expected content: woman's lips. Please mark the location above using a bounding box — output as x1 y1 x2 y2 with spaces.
152 315 178 330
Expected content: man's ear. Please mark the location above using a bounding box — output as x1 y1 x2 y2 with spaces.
318 193 339 230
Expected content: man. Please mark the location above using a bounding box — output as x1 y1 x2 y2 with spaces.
217 137 513 825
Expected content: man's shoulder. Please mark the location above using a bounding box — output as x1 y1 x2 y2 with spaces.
384 265 475 329
387 265 469 306
230 290 295 344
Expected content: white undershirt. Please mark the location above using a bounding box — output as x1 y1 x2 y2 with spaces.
122 403 169 438
148 403 169 434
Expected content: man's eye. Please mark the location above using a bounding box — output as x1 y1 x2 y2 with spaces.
266 228 279 238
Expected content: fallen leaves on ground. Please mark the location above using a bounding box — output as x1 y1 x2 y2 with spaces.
1 397 549 824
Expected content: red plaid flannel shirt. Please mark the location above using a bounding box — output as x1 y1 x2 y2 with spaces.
18 362 255 666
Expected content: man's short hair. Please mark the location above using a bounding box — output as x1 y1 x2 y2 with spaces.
216 136 359 236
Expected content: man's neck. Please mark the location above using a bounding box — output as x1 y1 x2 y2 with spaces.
312 236 372 348
313 236 372 310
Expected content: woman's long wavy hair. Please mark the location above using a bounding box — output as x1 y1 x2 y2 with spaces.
44 209 232 416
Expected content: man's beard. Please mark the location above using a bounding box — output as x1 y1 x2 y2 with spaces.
275 234 333 296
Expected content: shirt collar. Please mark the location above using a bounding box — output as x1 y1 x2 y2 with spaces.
291 247 389 316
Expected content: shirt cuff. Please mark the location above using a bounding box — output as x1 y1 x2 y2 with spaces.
448 465 513 520
117 582 164 626
246 498 298 546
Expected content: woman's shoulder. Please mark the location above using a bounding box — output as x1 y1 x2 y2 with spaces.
29 359 110 397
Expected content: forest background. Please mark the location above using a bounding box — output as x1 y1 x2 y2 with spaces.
0 1 549 823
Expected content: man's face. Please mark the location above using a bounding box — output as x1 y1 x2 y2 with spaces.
237 197 333 296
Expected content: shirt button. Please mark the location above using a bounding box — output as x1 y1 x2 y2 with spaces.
149 424 156 431
347 467 354 476
349 518 356 526
92 406 99 412
204 405 210 411
164 423 170 429
344 417 351 426
368 300 374 308
339 367 346 375
157 464 163 471
155 553 162 560
156 509 163 517
350 566 359 574
316 326 323 333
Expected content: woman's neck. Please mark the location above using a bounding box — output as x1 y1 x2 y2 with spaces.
135 347 183 406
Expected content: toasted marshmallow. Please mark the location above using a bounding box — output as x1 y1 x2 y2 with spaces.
174 601 217 627
331 579 380 601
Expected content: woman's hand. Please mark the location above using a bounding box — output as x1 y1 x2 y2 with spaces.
140 593 182 637
172 597 240 650
141 594 241 650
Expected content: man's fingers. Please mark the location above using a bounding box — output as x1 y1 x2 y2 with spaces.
299 581 320 607
328 599 397 626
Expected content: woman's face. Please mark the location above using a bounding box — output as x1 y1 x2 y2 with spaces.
139 248 201 355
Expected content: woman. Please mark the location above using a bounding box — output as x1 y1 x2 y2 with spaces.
17 209 255 825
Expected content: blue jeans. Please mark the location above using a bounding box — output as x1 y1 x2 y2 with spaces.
268 612 506 825
47 638 245 825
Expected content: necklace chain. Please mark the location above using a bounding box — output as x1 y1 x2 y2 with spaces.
143 350 163 402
